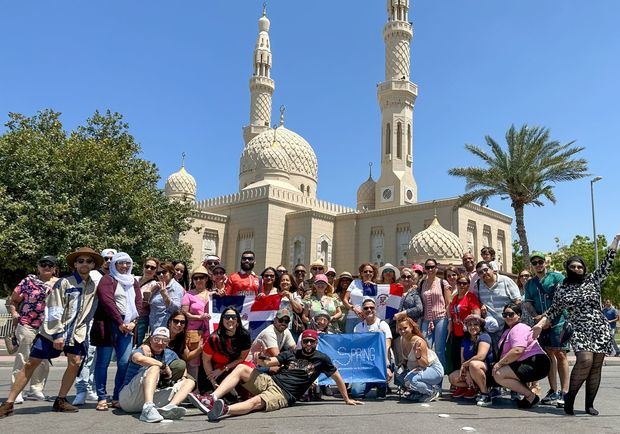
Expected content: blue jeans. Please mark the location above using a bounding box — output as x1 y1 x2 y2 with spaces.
75 343 96 394
350 381 387 398
345 317 360 334
135 316 149 348
94 324 134 401
403 361 444 395
421 318 449 370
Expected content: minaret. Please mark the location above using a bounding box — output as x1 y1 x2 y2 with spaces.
243 4 275 145
375 0 418 209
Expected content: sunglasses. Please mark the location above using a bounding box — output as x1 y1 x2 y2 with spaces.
425 265 436 270
206 261 220 266
104 257 113 262
457 281 469 286
171 318 187 325
401 275 413 279
302 338 317 345
192 275 206 281
263 274 275 279
277 269 287 273
477 268 490 275
38 262 55 268
152 337 170 344
156 270 168 276
295 270 306 274
311 267 323 271
502 311 516 318
76 258 94 264
519 274 531 279
213 270 225 276
144 264 157 271
241 257 254 262
277 317 291 324
531 260 544 266
363 306 375 311
117 261 132 267
222 314 237 321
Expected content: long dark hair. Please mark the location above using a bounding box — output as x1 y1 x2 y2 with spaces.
275 272 298 294
502 302 522 331
172 260 190 290
166 310 187 356
208 306 250 358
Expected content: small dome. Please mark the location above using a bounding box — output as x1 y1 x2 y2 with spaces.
357 175 376 210
164 166 196 198
407 217 464 264
258 14 270 32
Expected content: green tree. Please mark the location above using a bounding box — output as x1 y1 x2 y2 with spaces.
512 239 524 274
0 110 194 294
448 124 588 265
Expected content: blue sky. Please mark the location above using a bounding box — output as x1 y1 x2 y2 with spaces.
1 1 618 254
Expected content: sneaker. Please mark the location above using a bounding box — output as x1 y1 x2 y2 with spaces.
157 403 186 420
207 399 229 422
488 388 502 399
424 389 441 403
140 402 164 423
187 392 211 414
0 401 15 418
26 391 46 401
452 386 467 398
517 395 540 409
463 388 478 399
401 391 423 402
52 397 79 413
321 385 334 397
476 394 492 407
556 392 566 408
72 392 87 406
14 393 24 405
541 390 560 405
510 391 522 401
86 391 99 401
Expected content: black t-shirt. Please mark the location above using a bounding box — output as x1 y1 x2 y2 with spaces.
273 349 337 404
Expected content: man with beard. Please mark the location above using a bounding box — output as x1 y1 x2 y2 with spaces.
202 329 362 421
225 251 259 296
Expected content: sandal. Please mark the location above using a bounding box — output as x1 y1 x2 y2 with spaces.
111 400 120 409
96 400 108 411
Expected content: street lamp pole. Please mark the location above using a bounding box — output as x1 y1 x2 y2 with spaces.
590 176 603 269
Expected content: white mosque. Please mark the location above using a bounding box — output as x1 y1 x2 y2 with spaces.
164 1 513 273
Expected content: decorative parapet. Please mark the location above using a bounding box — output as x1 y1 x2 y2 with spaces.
190 209 228 223
196 185 354 215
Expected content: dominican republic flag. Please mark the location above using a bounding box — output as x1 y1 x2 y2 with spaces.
374 284 403 321
208 294 282 339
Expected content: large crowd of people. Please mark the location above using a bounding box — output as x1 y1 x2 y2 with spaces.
1 233 618 423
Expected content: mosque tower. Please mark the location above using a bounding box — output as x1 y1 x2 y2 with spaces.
243 5 275 145
374 0 418 209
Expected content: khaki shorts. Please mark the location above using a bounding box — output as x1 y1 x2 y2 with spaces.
242 370 289 412
119 366 188 413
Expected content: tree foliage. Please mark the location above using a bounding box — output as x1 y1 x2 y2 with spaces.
0 110 193 294
449 124 589 265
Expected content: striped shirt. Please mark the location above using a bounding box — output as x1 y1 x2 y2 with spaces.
420 277 449 321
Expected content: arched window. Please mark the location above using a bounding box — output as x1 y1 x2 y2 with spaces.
396 122 402 158
306 185 310 196
385 123 391 155
300 184 304 193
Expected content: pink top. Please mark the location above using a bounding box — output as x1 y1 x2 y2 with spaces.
182 291 209 333
420 277 449 321
499 322 545 361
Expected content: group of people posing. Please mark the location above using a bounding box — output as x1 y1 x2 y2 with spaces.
1 233 618 423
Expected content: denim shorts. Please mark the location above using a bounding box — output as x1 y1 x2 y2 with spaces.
29 334 87 360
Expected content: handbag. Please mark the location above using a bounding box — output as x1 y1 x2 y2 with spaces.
186 330 201 349
4 333 19 355
533 278 573 345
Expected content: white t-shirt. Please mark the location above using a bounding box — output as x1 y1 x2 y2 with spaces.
250 324 296 354
353 316 393 340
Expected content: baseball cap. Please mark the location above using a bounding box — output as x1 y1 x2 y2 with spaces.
301 329 319 341
151 327 170 339
530 251 546 261
38 255 58 265
100 248 117 258
275 308 291 319
314 274 329 284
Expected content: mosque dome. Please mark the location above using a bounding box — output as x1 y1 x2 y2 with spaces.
239 126 318 194
258 14 270 32
357 175 376 210
164 165 196 199
407 217 464 264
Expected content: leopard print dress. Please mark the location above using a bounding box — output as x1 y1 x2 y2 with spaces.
544 248 617 353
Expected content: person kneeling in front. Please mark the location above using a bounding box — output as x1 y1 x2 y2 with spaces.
119 327 196 423
202 329 362 421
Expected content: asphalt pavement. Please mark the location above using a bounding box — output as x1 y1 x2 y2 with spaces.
1 364 619 434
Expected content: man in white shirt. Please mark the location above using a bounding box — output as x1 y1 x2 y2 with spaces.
251 309 296 358
350 298 392 399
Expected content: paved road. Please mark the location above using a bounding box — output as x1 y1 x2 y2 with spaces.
1 365 619 434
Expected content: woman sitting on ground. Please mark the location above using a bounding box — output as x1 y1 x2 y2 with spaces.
396 317 444 402
493 303 550 409
448 314 494 406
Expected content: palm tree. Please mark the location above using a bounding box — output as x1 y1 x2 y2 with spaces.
448 124 588 266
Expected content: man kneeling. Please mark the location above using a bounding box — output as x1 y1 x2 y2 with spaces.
202 329 362 421
119 327 196 423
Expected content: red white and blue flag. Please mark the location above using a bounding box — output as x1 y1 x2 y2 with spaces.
208 294 282 339
374 284 403 321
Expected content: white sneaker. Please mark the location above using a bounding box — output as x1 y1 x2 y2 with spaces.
26 391 46 401
140 403 164 423
72 392 86 406
14 393 24 404
86 391 99 401
157 403 186 420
